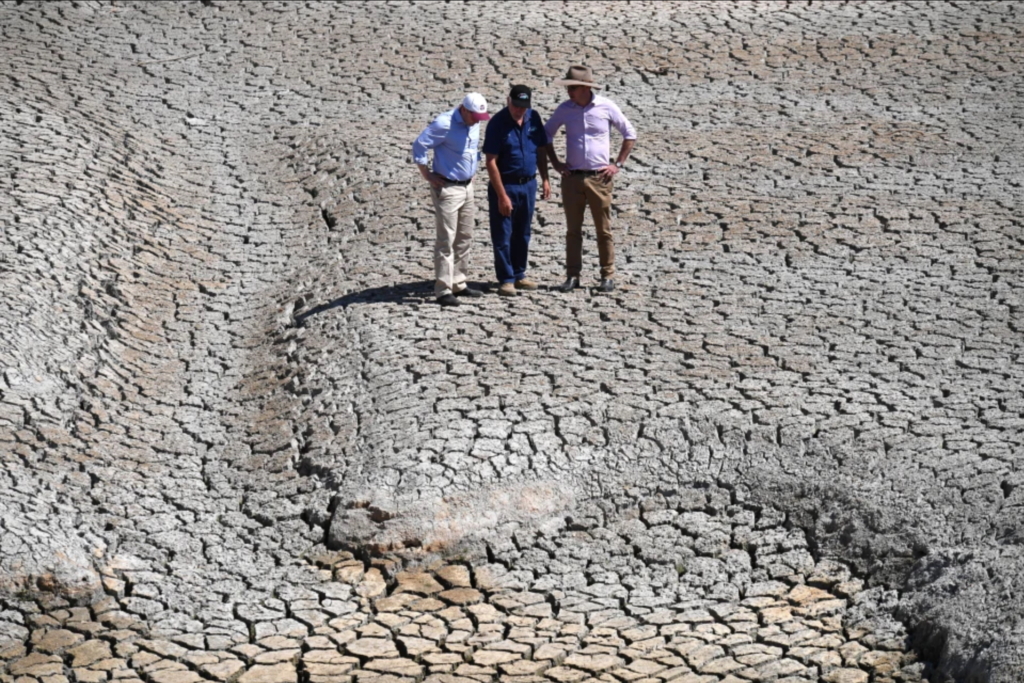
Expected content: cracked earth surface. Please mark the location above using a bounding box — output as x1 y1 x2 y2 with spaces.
1 2 1023 683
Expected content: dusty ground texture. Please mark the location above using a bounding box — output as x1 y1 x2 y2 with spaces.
1 1 1022 682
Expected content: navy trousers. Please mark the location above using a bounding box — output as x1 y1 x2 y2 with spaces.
487 178 536 284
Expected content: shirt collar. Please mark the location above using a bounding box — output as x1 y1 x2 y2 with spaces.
453 107 475 127
568 94 597 110
503 107 530 125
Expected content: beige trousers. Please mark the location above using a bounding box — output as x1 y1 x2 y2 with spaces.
431 182 475 296
562 173 615 279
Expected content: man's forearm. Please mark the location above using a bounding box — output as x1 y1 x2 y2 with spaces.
538 146 551 181
616 139 636 165
546 145 562 166
485 157 507 198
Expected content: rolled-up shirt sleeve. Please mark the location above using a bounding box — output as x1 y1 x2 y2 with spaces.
544 107 564 144
412 117 446 166
608 101 637 140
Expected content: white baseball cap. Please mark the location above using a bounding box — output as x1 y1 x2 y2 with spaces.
461 92 491 121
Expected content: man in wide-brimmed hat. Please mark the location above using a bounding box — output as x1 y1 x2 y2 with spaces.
545 66 636 293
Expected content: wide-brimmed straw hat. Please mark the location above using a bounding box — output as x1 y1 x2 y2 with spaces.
553 65 603 89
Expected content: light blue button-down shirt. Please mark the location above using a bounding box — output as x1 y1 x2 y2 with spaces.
412 108 481 182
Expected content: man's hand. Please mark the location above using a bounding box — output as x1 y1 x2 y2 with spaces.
498 193 513 217
552 159 569 177
599 163 620 182
541 179 551 200
419 164 445 190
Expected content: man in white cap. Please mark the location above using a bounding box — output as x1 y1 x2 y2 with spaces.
545 66 636 293
412 93 491 307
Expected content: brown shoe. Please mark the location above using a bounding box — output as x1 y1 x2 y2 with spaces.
514 278 538 291
497 283 518 297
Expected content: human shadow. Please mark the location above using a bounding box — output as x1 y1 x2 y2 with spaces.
294 280 475 326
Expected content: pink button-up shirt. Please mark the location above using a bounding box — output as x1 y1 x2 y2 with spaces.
544 94 637 171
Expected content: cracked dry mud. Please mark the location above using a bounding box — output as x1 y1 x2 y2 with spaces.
1 2 1022 683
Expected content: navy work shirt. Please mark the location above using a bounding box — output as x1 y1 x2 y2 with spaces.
482 107 550 178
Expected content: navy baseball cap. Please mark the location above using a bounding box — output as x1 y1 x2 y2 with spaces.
510 84 531 108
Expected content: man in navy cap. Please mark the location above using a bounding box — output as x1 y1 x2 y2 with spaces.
482 85 552 297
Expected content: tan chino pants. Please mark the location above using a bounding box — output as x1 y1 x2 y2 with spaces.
561 172 615 279
431 182 475 297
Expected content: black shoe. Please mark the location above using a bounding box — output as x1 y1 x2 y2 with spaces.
597 278 615 292
454 286 483 298
558 277 579 292
436 294 461 307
